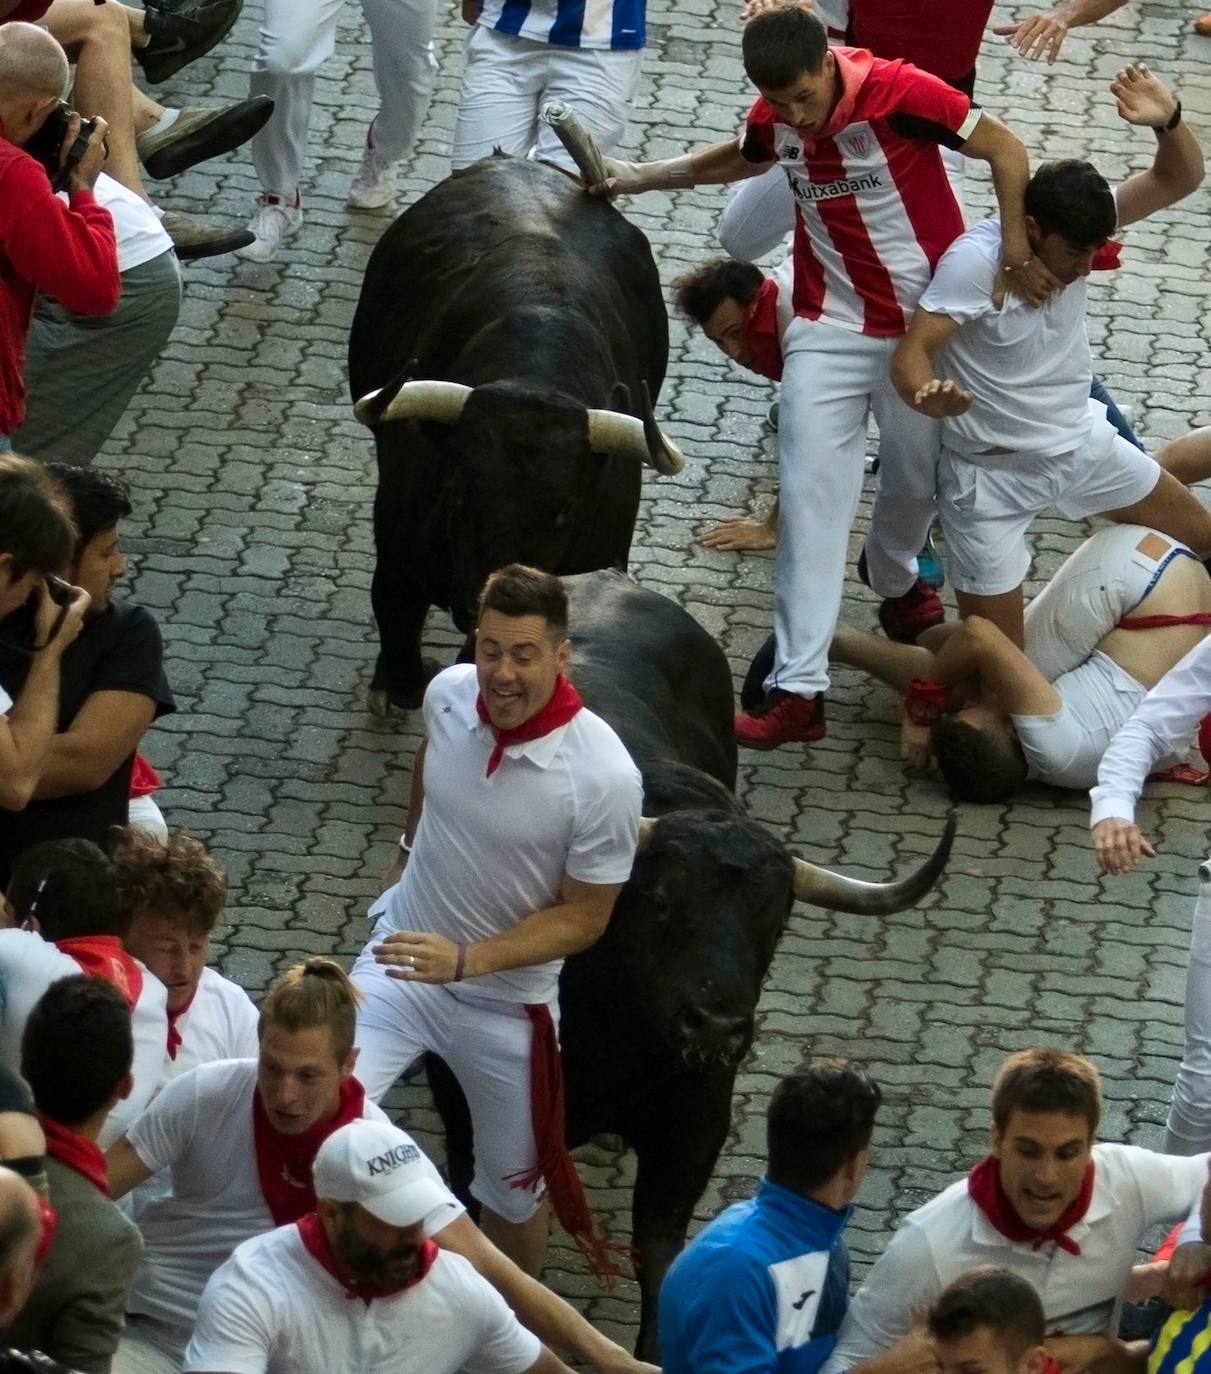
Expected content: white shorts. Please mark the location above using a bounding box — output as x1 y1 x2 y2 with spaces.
352 925 550 1221
938 412 1160 596
1024 523 1198 680
1013 651 1147 790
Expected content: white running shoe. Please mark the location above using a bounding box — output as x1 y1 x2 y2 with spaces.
237 194 302 262
347 141 400 210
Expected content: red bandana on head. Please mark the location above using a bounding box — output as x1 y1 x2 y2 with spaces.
252 1078 366 1226
475 674 583 778
37 1113 109 1197
56 936 143 1011
967 1155 1094 1256
296 1211 438 1302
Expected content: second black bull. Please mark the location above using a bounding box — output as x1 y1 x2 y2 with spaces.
427 570 955 1359
348 154 684 711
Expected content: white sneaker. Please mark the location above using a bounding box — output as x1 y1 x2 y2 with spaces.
237 194 302 262
347 142 400 210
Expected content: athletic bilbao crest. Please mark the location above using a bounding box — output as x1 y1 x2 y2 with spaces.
842 129 870 160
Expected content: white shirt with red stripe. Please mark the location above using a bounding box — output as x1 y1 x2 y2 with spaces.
740 49 980 336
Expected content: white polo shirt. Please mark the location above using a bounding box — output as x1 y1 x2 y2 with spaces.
376 664 641 1004
921 215 1099 458
184 1226 540 1374
125 1058 464 1332
0 928 168 1149
822 1143 1208 1373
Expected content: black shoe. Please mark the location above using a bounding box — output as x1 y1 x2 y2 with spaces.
741 633 776 712
138 96 273 180
161 211 254 261
136 0 243 83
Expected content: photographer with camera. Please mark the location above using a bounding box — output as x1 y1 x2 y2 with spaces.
0 464 173 888
0 23 119 445
0 456 91 825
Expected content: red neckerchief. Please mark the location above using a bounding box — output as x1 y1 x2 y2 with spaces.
37 1112 109 1197
967 1156 1094 1256
296 1211 438 1302
812 47 877 141
504 1004 629 1282
129 752 161 799
56 935 143 1010
743 278 784 382
166 985 198 1061
1092 240 1122 271
475 674 583 778
1042 1359 1064 1374
34 1194 58 1271
252 1078 366 1226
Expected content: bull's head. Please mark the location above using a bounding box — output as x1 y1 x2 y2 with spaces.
606 815 955 1070
353 377 685 475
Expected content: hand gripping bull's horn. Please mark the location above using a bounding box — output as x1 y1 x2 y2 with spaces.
354 380 472 428
790 816 956 914
586 381 685 476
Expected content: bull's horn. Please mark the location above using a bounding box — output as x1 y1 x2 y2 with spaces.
638 379 685 476
586 394 685 476
354 380 472 428
636 817 657 848
790 816 956 914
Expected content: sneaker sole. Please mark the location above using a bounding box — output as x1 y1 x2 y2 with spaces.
136 0 243 84
346 189 398 210
140 96 273 180
175 228 255 261
235 223 300 262
735 723 826 749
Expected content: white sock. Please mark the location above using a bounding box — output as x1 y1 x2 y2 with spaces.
146 107 181 137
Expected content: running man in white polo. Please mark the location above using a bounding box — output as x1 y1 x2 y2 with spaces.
453 0 645 171
821 1049 1211 1374
891 63 1208 649
184 1119 571 1374
353 564 641 1276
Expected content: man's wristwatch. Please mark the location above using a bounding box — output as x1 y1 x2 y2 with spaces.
1155 99 1182 133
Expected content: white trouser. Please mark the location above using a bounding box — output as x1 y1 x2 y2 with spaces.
766 316 939 696
352 932 548 1221
249 0 438 195
452 25 642 171
1167 864 1211 1154
717 149 965 264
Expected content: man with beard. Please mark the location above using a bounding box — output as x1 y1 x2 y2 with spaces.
183 1119 570 1374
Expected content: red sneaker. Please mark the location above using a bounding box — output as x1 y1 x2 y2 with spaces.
734 690 825 749
878 579 945 643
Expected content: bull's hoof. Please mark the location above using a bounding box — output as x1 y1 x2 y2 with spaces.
367 660 444 715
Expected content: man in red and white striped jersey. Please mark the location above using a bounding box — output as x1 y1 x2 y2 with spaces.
598 5 1039 750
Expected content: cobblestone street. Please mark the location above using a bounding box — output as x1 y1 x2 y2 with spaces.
101 0 1211 1349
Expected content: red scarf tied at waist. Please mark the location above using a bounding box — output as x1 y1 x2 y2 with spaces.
57 935 143 1010
505 1004 629 1282
252 1077 366 1226
297 1211 438 1302
37 1112 109 1197
475 674 583 778
968 1155 1094 1256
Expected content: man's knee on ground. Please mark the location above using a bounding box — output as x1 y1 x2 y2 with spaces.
932 711 1028 803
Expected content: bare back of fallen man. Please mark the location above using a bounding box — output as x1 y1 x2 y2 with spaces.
830 520 1211 803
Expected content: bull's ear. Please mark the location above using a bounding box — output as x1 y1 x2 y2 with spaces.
610 381 632 412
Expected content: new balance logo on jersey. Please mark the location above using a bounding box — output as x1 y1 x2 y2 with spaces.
790 172 883 203
367 1142 421 1176
777 136 804 162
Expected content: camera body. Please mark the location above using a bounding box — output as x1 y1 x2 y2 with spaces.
24 101 98 193
44 575 75 608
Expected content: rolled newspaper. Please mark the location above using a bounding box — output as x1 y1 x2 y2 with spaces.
538 100 610 191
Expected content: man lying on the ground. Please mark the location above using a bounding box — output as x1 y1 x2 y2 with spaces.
820 1048 1211 1374
744 520 1211 803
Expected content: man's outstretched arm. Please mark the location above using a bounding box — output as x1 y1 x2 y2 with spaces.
993 0 1128 64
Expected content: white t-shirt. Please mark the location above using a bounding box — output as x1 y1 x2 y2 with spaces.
377 664 641 1004
184 1226 540 1374
0 928 168 1148
822 1143 1208 1373
93 173 173 273
128 968 261 1219
920 216 1096 458
125 1058 464 1331
0 684 10 714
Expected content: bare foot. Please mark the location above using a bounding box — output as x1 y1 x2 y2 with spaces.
699 515 777 552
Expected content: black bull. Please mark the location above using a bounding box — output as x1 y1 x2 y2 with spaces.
348 155 680 711
426 571 955 1359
